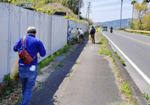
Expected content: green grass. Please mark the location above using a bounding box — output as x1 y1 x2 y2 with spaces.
36 86 44 92
99 45 103 54
58 62 63 67
99 33 112 57
37 42 74 74
121 82 132 99
114 51 126 66
120 59 126 66
53 65 58 70
143 92 150 103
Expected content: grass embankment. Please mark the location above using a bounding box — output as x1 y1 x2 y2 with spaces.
98 32 136 105
0 31 89 105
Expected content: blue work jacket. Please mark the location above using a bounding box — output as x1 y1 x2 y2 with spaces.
13 34 46 67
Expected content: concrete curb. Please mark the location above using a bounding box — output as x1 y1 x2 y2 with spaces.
101 32 147 105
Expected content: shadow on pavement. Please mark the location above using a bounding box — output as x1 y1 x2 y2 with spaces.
30 37 89 105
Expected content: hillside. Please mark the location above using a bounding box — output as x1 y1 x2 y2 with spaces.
95 18 132 29
7 0 80 15
42 2 75 17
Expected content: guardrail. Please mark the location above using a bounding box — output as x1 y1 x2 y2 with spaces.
125 29 150 34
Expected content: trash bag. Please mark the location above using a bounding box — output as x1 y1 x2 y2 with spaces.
10 57 19 79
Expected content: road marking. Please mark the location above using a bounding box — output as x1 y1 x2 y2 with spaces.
101 31 150 85
55 52 84 105
115 32 150 46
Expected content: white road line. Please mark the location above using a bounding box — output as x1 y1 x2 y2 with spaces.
101 31 150 85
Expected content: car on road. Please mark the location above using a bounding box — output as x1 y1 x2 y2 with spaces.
102 26 108 31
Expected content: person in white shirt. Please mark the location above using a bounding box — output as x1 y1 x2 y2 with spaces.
77 28 80 42
80 28 84 43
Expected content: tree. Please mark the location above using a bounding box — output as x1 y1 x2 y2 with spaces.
89 19 93 25
120 0 123 28
129 21 135 29
143 13 150 30
134 1 149 30
131 0 136 21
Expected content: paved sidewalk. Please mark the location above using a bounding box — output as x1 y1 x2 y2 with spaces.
31 33 122 105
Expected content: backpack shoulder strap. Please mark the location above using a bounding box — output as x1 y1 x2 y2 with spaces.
23 36 26 49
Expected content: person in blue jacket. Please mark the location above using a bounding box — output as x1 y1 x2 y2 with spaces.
90 26 96 43
13 26 46 105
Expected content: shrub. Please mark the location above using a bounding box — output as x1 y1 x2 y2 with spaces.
118 28 125 30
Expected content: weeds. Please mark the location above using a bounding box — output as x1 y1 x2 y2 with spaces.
53 65 58 70
37 42 73 74
38 82 42 85
13 95 23 105
36 86 44 92
99 45 103 54
58 62 63 67
121 82 132 99
143 93 150 104
99 34 111 57
0 74 15 96
114 51 126 66
120 59 126 66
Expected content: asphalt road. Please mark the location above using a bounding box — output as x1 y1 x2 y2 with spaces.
101 30 150 94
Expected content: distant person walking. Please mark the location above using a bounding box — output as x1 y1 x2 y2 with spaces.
77 28 81 42
13 27 46 105
80 28 84 43
90 26 96 43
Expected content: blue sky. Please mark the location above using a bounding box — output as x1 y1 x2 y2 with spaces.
81 0 144 22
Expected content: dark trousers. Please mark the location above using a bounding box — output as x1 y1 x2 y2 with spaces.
91 34 95 43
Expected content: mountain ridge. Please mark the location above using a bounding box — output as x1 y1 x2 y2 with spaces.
94 18 132 29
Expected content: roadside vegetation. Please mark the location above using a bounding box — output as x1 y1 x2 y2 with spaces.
129 1 150 31
143 93 150 105
118 28 125 30
114 52 126 66
98 32 136 105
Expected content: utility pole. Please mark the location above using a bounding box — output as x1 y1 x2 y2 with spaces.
87 2 92 25
78 0 81 20
120 0 123 28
